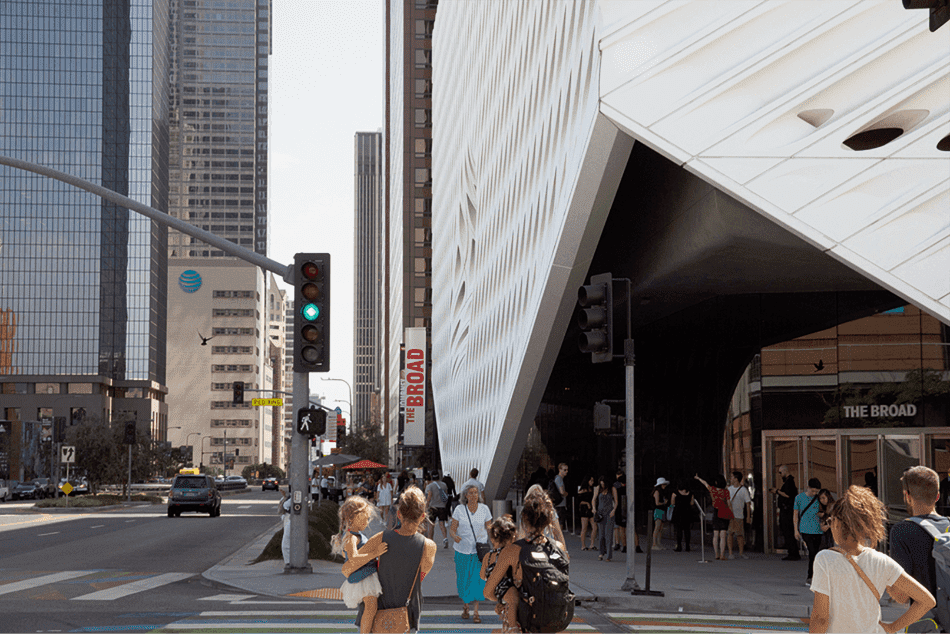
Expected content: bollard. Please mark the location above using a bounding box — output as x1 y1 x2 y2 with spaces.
632 511 664 596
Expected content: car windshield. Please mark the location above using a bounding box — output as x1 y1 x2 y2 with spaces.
174 476 207 489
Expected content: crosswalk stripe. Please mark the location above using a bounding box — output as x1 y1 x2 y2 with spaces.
72 572 193 601
0 571 99 596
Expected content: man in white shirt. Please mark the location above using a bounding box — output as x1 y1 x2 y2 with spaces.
461 468 485 504
727 471 752 559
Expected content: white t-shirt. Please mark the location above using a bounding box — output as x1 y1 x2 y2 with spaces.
727 485 751 519
377 482 394 506
810 547 903 633
460 478 484 497
452 503 491 555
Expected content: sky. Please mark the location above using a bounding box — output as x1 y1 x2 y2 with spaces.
267 0 383 414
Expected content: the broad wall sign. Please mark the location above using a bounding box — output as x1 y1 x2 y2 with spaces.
842 404 918 419
402 327 426 446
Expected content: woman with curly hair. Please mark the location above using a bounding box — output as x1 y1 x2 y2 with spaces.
481 515 520 632
809 485 934 633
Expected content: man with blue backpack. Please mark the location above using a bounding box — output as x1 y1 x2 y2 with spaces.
890 466 950 632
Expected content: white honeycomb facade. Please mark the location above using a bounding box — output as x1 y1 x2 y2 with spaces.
432 0 949 498
599 0 950 320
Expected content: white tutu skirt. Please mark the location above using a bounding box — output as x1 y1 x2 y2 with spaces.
340 571 383 608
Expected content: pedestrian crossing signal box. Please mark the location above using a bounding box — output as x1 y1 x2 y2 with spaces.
296 406 326 436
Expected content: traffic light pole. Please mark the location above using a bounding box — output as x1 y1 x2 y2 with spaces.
0 155 324 574
288 371 312 573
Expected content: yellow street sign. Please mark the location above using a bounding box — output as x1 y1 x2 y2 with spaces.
252 398 283 407
60 482 74 495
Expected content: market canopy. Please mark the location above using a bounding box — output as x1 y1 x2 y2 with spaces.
311 453 361 467
343 459 388 470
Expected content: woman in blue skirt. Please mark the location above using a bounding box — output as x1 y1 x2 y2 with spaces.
449 484 492 623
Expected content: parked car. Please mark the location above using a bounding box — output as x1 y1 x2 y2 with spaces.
12 481 38 500
0 479 9 502
167 474 221 517
261 477 279 491
59 477 90 496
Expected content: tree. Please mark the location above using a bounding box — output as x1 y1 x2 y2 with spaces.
242 463 285 480
339 423 389 465
64 415 164 494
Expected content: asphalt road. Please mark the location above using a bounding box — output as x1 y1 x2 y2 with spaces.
0 489 282 632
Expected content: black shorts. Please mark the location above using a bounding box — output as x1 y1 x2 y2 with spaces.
428 506 448 522
712 517 729 532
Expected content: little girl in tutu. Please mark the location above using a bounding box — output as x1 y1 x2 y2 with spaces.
332 496 388 633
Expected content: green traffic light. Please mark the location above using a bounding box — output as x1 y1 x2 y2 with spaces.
302 303 320 321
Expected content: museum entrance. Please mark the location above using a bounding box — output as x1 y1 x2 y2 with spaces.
763 427 950 554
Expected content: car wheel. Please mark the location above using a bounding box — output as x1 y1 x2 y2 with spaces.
167 508 175 518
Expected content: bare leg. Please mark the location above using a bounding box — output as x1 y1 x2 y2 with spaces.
501 587 520 632
652 519 664 549
360 596 378 634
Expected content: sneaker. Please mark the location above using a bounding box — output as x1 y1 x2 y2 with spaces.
727 554 735 560
805 578 812 587
613 544 621 551
443 538 448 549
739 554 749 560
635 546 643 553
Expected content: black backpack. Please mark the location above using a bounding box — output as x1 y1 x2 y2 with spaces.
516 537 574 633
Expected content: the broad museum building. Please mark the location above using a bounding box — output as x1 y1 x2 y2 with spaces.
429 0 949 549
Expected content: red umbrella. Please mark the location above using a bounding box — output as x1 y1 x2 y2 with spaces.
343 459 388 470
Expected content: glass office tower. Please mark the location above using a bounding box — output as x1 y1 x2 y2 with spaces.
0 0 170 475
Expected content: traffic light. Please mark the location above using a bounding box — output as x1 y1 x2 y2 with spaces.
903 0 949 32
577 272 613 363
124 421 136 445
232 381 244 404
293 253 330 372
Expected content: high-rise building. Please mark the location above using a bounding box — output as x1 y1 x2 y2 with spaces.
0 0 171 481
383 0 437 464
167 0 270 259
163 0 276 471
354 132 383 436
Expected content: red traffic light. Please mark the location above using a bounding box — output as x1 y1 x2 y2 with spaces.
302 261 320 280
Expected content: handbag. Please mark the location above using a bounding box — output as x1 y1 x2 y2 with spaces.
665 506 674 522
593 510 604 523
465 504 491 562
371 554 423 633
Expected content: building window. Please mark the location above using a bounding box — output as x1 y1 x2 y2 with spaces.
414 49 432 69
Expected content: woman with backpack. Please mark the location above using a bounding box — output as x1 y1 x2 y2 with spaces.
809 484 934 633
484 492 574 633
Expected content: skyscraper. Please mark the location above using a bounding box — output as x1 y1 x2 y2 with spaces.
163 0 274 471
0 0 171 477
354 132 383 435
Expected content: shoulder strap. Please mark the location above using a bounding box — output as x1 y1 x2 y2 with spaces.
402 540 425 608
907 515 950 539
801 495 818 515
831 547 880 601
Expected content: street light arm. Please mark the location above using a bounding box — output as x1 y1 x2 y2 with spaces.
0 154 292 283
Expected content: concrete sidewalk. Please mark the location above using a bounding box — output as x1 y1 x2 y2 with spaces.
203 522 908 621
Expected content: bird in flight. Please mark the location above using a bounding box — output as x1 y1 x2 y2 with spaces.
198 331 214 346
813 359 824 372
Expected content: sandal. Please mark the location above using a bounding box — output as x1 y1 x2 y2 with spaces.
461 607 469 620
474 615 481 624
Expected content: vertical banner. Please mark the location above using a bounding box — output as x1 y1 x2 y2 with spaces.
403 327 426 446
